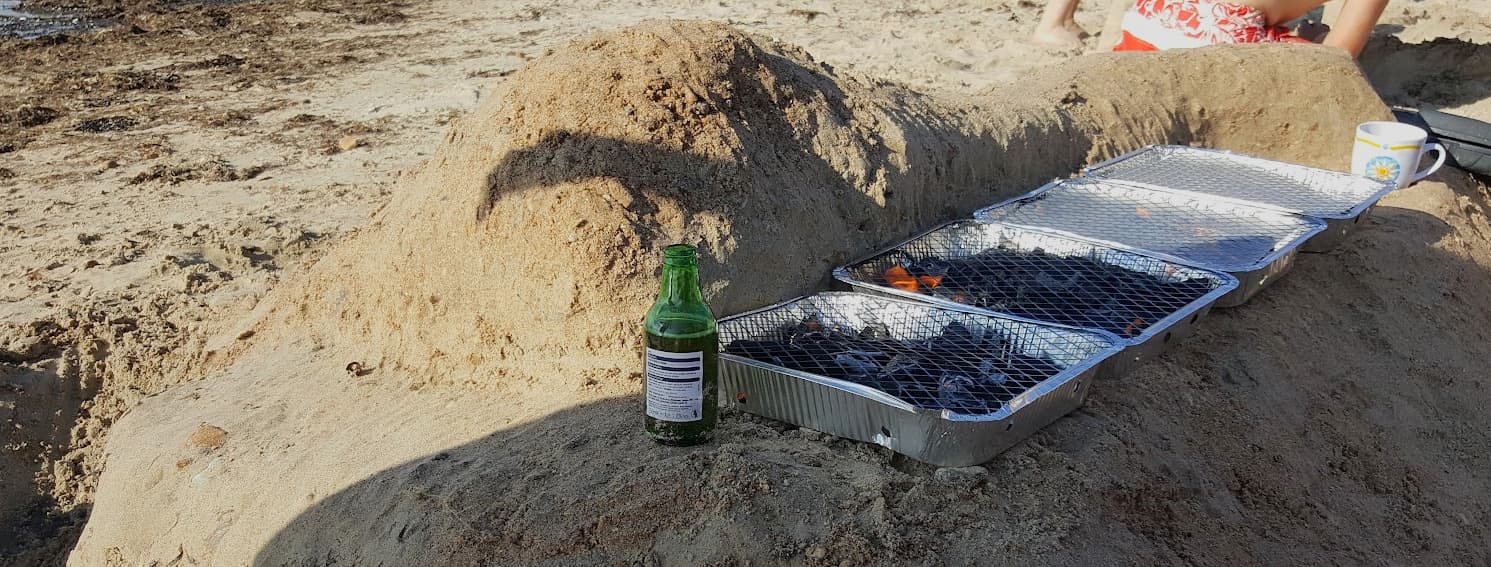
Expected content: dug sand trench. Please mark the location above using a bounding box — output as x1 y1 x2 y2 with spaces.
70 21 1491 565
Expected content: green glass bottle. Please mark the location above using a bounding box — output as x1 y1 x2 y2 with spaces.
643 244 718 446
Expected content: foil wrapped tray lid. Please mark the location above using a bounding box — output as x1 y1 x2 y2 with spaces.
1083 145 1394 219
974 179 1325 273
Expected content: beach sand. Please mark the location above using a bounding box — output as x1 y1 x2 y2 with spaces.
2 1 1490 564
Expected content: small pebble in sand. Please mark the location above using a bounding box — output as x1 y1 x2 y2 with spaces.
188 424 227 450
337 135 363 152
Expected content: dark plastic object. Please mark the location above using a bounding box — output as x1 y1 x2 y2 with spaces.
1393 108 1491 177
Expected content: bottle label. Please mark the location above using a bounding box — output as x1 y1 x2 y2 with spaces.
645 348 703 422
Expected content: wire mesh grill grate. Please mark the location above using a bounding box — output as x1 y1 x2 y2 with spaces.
834 221 1233 343
973 179 1324 271
1083 146 1393 219
718 293 1115 416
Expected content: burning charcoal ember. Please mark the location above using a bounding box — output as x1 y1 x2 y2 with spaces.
724 318 1067 414
877 249 1215 337
883 265 919 292
774 315 829 340
908 258 949 289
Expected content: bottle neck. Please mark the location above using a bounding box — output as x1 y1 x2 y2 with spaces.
657 263 704 306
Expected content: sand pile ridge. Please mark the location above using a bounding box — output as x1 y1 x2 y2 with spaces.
212 20 1384 390
68 21 1491 566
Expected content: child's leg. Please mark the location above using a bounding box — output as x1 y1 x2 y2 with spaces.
1322 0 1385 56
1061 0 1082 26
1321 0 1345 26
1100 0 1136 48
1032 0 1087 45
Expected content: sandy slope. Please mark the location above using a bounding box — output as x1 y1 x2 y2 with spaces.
0 2 1123 559
67 16 1491 567
1 0 1489 564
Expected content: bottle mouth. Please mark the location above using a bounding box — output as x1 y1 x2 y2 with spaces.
664 244 697 265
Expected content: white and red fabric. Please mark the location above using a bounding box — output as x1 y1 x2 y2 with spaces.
1113 0 1309 52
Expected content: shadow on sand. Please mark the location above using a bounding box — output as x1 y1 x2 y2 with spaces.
1360 36 1491 112
250 170 1491 565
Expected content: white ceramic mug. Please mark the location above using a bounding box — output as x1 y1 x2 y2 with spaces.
1352 121 1446 189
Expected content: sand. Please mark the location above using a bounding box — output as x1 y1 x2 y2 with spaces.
1 0 1490 565
59 18 1491 567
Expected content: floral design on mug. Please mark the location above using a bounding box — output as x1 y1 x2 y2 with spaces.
1364 156 1401 181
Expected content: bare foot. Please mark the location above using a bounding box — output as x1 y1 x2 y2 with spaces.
1066 21 1092 39
1032 25 1085 46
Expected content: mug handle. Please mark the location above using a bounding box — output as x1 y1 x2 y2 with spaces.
1410 143 1447 184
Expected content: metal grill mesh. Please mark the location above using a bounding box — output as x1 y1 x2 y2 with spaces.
719 293 1114 415
1084 146 1393 218
834 221 1232 342
974 179 1323 271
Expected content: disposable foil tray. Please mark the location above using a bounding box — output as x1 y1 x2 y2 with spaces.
717 292 1123 467
973 178 1324 307
1083 145 1394 251
832 220 1237 376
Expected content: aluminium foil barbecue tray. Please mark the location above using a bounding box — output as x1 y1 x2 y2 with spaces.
716 292 1124 467
1083 145 1395 252
832 220 1238 377
973 178 1324 307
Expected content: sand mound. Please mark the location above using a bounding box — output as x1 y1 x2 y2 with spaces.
68 21 1491 565
204 21 1383 390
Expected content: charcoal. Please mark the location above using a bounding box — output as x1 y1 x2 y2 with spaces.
937 321 977 345
857 322 892 340
909 258 950 278
880 249 1215 337
976 359 1012 386
833 350 884 376
936 373 991 413
724 317 1066 414
777 316 825 340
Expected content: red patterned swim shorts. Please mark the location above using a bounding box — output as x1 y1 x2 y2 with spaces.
1113 0 1310 51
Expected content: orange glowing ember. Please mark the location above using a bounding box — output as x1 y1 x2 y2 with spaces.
884 265 919 292
1190 226 1219 238
1124 317 1146 336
